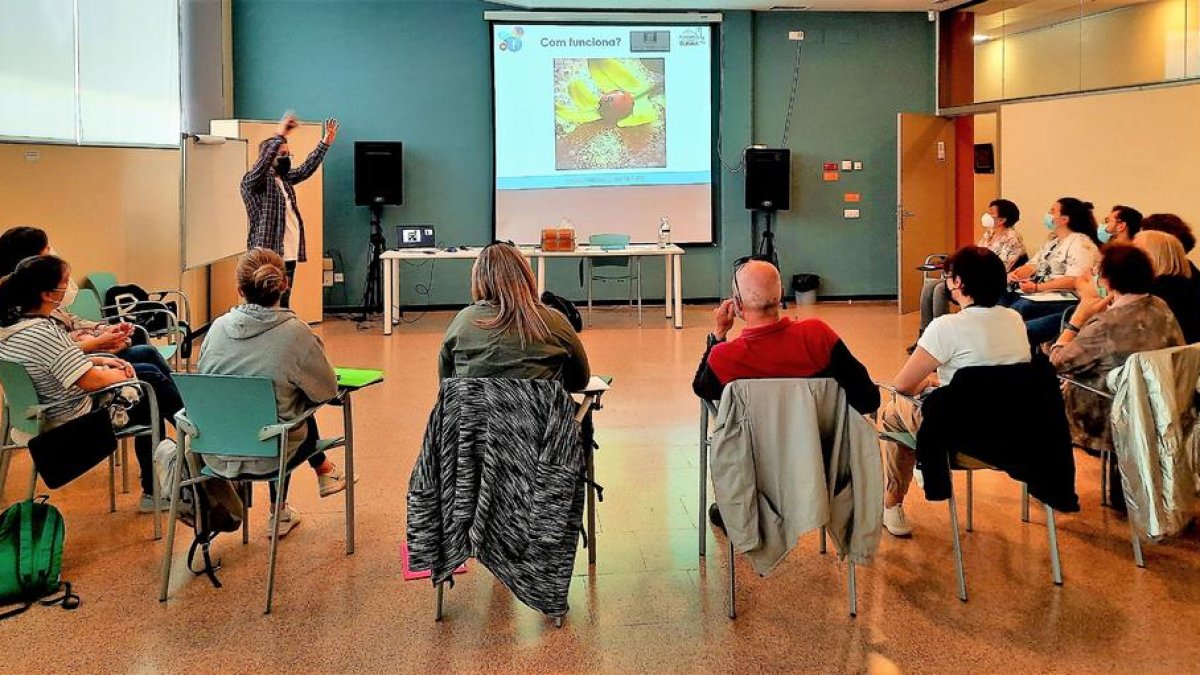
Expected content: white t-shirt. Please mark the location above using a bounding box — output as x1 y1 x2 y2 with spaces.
917 305 1030 385
276 177 301 262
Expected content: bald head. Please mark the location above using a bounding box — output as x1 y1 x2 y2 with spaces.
734 260 782 313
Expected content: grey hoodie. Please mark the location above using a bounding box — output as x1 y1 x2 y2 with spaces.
197 304 337 477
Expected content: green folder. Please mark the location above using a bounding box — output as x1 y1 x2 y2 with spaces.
335 367 385 390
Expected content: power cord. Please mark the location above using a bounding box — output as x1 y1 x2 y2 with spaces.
715 23 745 175
779 40 804 148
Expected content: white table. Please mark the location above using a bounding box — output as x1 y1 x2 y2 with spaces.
380 244 685 335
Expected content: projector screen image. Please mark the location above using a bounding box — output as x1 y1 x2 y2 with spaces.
493 23 713 244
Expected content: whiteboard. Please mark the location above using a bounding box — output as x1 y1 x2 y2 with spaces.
182 135 248 270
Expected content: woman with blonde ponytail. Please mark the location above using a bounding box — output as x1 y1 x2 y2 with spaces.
440 242 589 390
198 247 348 537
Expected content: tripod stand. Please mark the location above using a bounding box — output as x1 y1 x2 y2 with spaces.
750 209 787 308
358 203 386 320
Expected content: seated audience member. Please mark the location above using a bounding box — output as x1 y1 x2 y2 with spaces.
0 226 174 383
694 258 878 529
1141 213 1200 280
1050 245 1184 457
1134 231 1199 343
198 248 348 537
914 199 1026 348
879 246 1030 537
693 258 878 413
1004 197 1101 321
439 241 589 391
1098 205 1142 245
0 255 179 511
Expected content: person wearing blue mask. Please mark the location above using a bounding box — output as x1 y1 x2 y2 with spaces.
1098 205 1142 246
1002 197 1101 324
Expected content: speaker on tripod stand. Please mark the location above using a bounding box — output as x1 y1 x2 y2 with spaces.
354 141 404 318
744 147 791 306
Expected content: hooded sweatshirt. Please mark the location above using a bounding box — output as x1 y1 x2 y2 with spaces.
197 304 337 477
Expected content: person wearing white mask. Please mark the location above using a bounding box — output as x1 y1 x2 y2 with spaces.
1098 205 1142 246
0 255 181 511
912 199 1027 351
1003 197 1101 322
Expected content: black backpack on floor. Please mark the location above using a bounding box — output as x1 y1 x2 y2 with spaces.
541 291 583 333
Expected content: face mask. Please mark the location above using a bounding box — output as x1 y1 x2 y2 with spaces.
1043 213 1057 230
274 155 292 175
1097 227 1113 244
981 213 996 229
60 277 78 309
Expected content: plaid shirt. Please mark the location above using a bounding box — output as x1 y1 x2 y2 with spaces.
241 135 328 263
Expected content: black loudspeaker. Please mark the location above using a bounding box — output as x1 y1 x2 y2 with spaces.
744 147 791 211
354 141 404 206
973 143 995 174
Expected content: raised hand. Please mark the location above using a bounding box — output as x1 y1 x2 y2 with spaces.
276 110 299 137
323 117 339 145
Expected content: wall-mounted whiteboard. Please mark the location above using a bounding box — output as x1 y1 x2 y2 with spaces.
182 135 247 270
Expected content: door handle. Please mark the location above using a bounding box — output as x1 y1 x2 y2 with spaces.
901 211 916 218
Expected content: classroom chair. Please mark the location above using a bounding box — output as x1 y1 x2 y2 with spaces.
160 374 350 614
585 233 641 325
0 360 164 537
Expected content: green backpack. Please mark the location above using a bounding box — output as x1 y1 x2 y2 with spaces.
0 498 79 619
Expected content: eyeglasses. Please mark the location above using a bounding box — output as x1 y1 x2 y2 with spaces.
732 255 769 298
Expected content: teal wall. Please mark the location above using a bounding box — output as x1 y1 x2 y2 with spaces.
232 1 932 307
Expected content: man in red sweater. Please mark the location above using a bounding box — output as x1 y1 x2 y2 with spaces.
693 259 879 413
693 259 879 529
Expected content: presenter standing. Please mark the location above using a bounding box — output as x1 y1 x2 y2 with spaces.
241 111 339 308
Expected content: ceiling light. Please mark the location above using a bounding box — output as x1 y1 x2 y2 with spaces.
971 34 991 43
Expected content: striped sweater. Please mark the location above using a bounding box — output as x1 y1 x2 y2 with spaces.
406 378 586 617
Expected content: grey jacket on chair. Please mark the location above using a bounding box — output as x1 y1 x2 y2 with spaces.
709 379 882 574
406 378 586 618
1107 344 1200 540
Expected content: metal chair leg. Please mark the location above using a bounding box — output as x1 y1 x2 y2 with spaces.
965 469 974 533
819 526 827 554
699 402 709 558
435 582 445 621
586 260 593 326
847 561 857 618
1131 525 1145 568
554 616 564 628
948 491 967 602
264 453 287 615
1045 504 1063 586
108 453 117 513
727 539 736 619
586 448 597 566
26 464 36 500
242 482 251 545
159 437 186 602
343 394 357 556
1021 483 1030 523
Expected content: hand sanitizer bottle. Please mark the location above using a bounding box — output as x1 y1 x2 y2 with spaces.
658 216 671 248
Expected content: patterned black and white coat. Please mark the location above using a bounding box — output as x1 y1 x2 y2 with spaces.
406 378 586 617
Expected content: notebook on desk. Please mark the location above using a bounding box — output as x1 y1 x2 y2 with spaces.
335 367 385 389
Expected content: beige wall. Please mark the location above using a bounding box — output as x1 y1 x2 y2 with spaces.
1000 82 1200 264
975 0 1194 101
0 143 207 318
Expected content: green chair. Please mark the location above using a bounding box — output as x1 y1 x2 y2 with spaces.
83 272 118 311
0 360 164 537
66 288 105 323
585 233 642 326
877 386 1063 602
160 374 350 614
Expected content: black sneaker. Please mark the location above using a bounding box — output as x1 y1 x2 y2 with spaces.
708 503 726 533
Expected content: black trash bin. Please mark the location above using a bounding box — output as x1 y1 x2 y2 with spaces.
792 274 820 306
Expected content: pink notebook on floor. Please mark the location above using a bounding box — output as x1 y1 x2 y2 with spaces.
399 541 467 581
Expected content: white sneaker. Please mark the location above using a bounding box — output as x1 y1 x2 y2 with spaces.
266 505 301 539
317 463 358 498
883 504 913 538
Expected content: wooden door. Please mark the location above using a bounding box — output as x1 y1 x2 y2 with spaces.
897 113 956 314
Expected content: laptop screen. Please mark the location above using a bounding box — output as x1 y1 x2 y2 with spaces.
396 225 436 249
